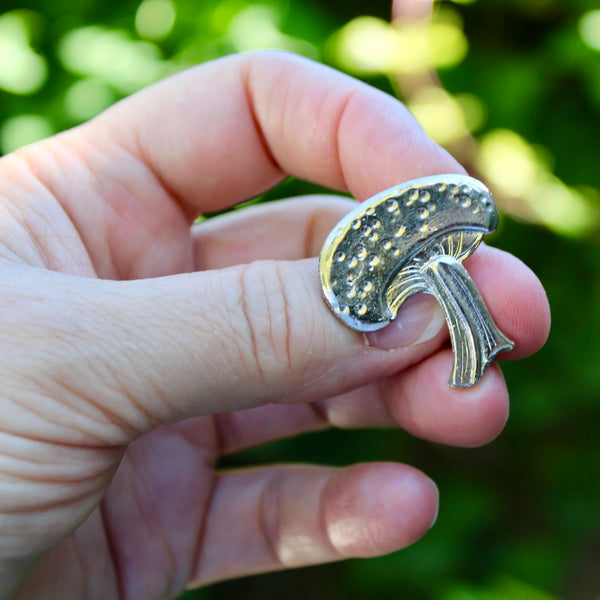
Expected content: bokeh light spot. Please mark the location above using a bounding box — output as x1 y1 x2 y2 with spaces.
226 5 317 57
0 11 47 95
64 78 116 122
408 86 469 145
428 9 468 68
329 16 431 75
135 0 176 41
477 129 598 236
58 26 169 94
329 10 467 76
529 180 597 237
579 10 600 52
478 129 539 198
0 114 54 154
455 93 486 133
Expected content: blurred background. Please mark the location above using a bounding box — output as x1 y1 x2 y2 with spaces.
1 0 600 598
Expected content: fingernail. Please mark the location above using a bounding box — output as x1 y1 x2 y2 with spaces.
428 477 440 529
366 295 446 349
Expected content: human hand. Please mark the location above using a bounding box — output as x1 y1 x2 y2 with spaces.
0 51 549 599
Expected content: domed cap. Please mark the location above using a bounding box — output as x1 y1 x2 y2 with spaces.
319 174 498 331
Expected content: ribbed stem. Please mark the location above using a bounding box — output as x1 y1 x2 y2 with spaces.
421 255 514 388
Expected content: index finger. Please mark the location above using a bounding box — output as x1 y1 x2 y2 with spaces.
8 51 464 279
114 51 463 212
82 51 461 220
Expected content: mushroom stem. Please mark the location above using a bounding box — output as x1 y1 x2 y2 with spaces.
420 255 514 388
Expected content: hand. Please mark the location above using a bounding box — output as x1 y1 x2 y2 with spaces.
0 51 549 599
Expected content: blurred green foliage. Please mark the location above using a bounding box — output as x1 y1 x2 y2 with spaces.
2 0 600 599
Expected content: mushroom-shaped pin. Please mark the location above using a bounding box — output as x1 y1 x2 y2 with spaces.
319 174 514 388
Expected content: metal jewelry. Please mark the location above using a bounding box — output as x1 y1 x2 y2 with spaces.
319 174 514 388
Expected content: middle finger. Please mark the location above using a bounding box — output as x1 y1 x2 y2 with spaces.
192 194 357 269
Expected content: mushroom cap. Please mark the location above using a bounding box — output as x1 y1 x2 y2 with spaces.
319 174 498 331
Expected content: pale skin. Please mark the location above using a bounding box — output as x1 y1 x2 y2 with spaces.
0 51 550 599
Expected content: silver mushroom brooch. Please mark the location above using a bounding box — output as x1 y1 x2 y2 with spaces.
319 174 514 388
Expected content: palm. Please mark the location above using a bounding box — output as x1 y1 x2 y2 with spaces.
16 419 219 598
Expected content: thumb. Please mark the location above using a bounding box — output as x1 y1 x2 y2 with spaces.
5 260 445 444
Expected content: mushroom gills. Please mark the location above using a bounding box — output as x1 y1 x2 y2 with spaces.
385 229 515 387
388 252 514 388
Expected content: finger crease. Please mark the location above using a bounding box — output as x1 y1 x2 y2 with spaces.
273 262 293 377
239 266 267 387
308 401 329 427
333 88 362 193
303 208 319 259
99 500 125 600
109 119 195 224
242 58 285 178
258 473 286 569
212 412 231 455
189 468 219 588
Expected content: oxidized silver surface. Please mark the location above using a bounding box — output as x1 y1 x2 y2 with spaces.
319 174 514 388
